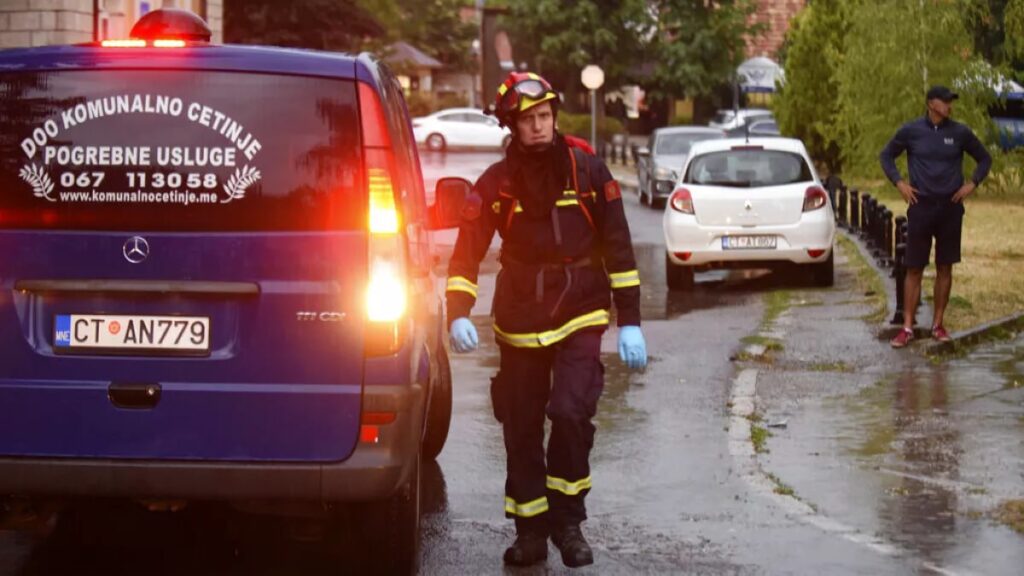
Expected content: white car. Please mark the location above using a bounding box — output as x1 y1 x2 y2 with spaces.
662 137 836 290
412 107 511 151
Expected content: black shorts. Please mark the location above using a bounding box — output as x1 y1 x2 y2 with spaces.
905 196 965 268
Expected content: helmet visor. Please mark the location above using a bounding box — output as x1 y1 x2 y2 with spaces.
499 79 554 115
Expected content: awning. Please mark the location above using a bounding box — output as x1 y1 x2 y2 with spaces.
737 57 784 93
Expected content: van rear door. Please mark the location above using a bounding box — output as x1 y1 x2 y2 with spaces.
0 69 367 462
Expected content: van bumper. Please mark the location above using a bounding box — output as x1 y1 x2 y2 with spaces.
0 384 424 504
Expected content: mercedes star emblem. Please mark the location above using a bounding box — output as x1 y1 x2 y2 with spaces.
123 236 150 264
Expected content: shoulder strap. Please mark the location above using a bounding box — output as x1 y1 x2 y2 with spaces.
568 147 598 232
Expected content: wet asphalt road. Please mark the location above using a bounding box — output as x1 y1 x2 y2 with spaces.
1 151 1021 575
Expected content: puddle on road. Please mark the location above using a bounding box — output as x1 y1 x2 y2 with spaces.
821 335 1024 565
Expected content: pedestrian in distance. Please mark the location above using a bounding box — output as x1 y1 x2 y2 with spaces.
880 85 992 348
446 71 648 568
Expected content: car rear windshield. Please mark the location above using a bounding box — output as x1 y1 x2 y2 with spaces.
655 133 723 155
684 149 813 188
0 70 363 231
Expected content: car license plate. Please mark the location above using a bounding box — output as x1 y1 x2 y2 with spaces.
722 235 777 250
54 314 210 354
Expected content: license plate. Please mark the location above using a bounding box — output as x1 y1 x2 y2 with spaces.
54 314 210 354
722 235 777 250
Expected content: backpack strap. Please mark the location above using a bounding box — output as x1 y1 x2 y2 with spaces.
568 146 598 232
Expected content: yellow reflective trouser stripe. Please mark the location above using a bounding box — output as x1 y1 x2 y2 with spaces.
546 475 592 496
504 496 549 517
446 276 478 297
494 309 610 348
555 199 580 207
609 269 640 289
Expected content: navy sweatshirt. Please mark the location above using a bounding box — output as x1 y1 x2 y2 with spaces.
879 115 992 198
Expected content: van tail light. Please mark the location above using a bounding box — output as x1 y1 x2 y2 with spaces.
803 186 828 212
361 84 406 356
359 411 397 444
152 39 187 48
669 188 694 214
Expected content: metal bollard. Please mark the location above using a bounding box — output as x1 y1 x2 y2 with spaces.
880 208 894 266
838 185 848 227
850 189 860 230
861 195 874 239
892 241 906 325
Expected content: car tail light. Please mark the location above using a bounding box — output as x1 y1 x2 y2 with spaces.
669 188 694 214
673 252 692 261
807 249 827 258
803 186 828 212
360 84 407 357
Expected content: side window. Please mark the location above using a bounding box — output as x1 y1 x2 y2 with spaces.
437 114 458 123
379 69 426 224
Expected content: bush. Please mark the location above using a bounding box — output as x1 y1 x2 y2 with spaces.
557 112 625 142
404 92 470 118
984 149 1024 198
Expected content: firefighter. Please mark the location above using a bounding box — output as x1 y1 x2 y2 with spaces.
446 71 647 568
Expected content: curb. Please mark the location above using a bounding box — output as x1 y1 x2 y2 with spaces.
838 229 1023 354
924 312 1024 355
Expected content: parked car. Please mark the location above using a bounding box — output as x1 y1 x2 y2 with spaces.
412 107 511 151
635 126 726 208
747 118 781 137
709 108 774 136
0 9 465 573
662 137 835 290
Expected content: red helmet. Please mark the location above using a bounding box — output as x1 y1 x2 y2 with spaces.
493 71 558 127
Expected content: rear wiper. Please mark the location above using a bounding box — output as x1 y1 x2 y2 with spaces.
700 180 752 188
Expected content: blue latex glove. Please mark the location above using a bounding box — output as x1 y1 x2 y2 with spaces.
449 317 479 353
618 326 647 370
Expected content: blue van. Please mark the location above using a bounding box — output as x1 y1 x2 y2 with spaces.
0 9 465 572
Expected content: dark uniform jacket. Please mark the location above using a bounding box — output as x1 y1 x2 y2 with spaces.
446 135 641 348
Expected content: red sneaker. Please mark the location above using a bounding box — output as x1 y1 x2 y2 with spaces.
890 328 914 348
931 325 952 342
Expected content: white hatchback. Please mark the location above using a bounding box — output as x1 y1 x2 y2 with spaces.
662 138 836 290
412 107 511 151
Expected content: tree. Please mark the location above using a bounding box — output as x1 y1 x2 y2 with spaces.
501 0 653 111
774 0 851 173
365 0 479 73
223 0 384 52
646 0 761 102
835 0 995 177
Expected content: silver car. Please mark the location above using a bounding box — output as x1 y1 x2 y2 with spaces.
636 126 726 208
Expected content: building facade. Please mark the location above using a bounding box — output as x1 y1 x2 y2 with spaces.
0 0 222 49
746 0 806 58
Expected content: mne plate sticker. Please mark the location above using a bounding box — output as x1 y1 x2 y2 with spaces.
55 314 211 353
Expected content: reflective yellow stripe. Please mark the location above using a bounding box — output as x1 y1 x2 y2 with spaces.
562 189 577 197
609 269 640 289
514 204 523 213
446 276 478 297
527 72 541 81
498 83 508 96
546 475 592 496
504 496 549 518
555 199 579 207
494 309 610 348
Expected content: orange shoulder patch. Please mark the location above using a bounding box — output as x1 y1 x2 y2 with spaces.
604 179 622 202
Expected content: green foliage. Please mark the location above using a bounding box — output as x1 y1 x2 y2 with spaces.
404 91 470 117
669 114 694 126
363 0 478 73
774 0 849 173
984 149 1024 197
557 112 625 141
1006 0 1024 62
835 0 995 178
646 0 762 101
223 0 384 51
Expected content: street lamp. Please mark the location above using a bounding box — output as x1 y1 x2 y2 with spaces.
581 64 604 150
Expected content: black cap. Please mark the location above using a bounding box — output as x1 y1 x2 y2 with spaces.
926 85 959 102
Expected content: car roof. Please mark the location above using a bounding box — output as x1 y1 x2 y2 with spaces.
654 126 726 137
0 43 376 84
688 137 808 155
430 108 488 116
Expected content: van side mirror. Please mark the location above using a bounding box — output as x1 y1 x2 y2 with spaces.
429 177 472 230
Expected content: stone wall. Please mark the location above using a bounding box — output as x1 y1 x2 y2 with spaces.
746 0 806 59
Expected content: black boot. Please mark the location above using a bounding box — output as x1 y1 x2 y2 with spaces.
551 524 593 567
503 531 549 566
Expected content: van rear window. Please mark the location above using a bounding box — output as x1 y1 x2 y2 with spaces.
0 70 363 231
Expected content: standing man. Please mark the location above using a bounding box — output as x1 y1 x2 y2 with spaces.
446 71 647 568
880 85 991 348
